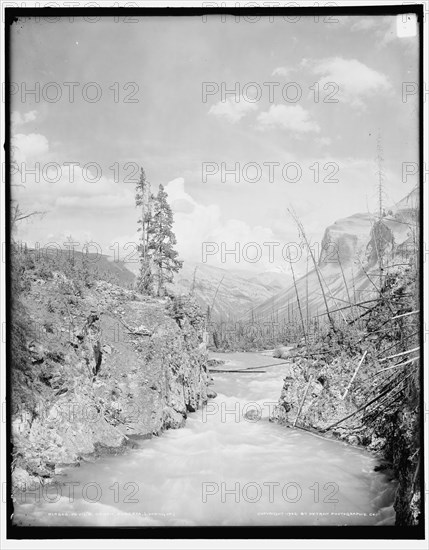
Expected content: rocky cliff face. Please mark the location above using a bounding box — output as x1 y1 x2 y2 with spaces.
249 188 418 325
318 189 417 269
11 272 209 493
271 360 420 526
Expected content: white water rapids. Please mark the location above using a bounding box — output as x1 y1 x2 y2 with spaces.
14 352 397 526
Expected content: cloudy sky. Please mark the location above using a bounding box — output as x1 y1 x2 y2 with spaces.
11 13 419 275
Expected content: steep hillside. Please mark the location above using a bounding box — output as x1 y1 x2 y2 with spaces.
169 262 289 321
11 252 209 494
25 246 136 287
232 269 291 294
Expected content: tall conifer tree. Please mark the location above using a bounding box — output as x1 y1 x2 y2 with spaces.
147 184 183 296
135 168 154 293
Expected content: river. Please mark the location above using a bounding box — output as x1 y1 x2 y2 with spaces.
13 351 397 526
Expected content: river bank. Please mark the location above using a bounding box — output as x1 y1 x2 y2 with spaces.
11 269 210 496
13 351 396 527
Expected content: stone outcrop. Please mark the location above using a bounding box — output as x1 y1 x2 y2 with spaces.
270 350 420 527
11 275 209 492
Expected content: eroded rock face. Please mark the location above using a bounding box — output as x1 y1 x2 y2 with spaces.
11 278 209 491
270 359 353 432
270 351 420 527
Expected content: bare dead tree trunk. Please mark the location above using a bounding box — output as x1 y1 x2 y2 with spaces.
318 266 347 323
211 274 225 316
305 252 309 335
191 266 198 294
337 252 354 322
288 207 336 332
290 262 308 348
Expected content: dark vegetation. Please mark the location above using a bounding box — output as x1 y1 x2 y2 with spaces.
134 169 183 296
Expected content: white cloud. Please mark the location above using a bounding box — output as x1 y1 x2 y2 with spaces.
350 18 378 32
12 141 134 213
163 177 279 271
257 104 320 134
11 110 38 127
316 136 332 147
208 96 258 123
56 193 132 210
24 110 37 123
12 111 48 165
309 57 392 108
12 133 49 163
272 66 291 77
164 178 221 261
12 126 134 212
346 15 417 49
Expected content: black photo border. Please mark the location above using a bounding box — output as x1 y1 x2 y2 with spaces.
3 2 426 541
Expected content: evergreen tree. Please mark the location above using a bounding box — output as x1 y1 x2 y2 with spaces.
147 184 183 297
135 168 154 294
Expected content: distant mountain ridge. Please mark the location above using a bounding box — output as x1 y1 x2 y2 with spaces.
122 257 291 320
170 262 291 321
230 269 291 294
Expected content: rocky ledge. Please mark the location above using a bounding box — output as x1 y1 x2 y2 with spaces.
270 349 420 526
12 274 210 493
